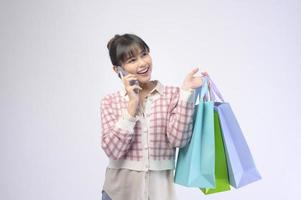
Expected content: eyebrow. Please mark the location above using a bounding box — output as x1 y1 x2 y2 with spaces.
126 50 147 60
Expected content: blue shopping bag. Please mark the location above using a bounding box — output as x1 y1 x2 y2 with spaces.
174 77 215 188
207 76 262 188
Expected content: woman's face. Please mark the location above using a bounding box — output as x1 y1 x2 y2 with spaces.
120 48 153 84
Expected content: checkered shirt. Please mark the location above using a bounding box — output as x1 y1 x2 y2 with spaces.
100 80 195 171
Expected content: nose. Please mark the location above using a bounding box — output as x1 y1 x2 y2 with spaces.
137 57 147 67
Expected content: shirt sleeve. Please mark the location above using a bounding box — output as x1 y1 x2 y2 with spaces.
100 97 138 160
166 87 195 148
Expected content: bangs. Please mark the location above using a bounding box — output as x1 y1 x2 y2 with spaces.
116 43 149 65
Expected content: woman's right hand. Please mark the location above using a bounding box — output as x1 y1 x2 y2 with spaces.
122 74 142 116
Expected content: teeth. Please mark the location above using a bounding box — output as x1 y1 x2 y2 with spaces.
138 67 148 74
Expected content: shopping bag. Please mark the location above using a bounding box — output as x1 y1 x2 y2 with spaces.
207 76 262 188
201 110 231 194
174 77 215 188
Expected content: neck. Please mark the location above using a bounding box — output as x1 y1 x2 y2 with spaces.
139 80 155 93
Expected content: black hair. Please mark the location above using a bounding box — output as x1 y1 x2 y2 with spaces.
106 33 150 67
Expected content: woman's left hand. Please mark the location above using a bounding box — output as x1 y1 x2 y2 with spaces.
181 67 209 90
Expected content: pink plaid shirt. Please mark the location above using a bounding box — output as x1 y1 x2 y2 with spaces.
100 80 195 171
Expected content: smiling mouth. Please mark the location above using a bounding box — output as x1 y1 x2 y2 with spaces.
137 67 150 74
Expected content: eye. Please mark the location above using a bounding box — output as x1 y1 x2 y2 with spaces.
128 58 136 63
142 52 148 56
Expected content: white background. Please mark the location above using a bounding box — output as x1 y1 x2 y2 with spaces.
1 0 301 199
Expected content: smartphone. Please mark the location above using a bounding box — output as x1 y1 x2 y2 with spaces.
116 66 139 94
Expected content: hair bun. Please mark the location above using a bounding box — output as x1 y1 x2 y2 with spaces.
107 34 121 50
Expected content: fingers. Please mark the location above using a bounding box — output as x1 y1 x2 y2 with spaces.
129 79 138 86
122 74 137 80
201 71 209 78
189 67 209 77
122 74 138 86
129 83 142 94
189 67 199 75
131 84 142 91
122 74 142 95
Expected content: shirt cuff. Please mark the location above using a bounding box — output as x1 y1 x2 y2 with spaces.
179 87 195 103
115 109 139 134
123 109 139 122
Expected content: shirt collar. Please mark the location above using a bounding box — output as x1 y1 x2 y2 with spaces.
121 80 164 97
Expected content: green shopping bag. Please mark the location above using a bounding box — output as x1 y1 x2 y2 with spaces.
201 110 231 194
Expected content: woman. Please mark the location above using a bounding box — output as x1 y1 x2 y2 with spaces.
100 33 208 200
